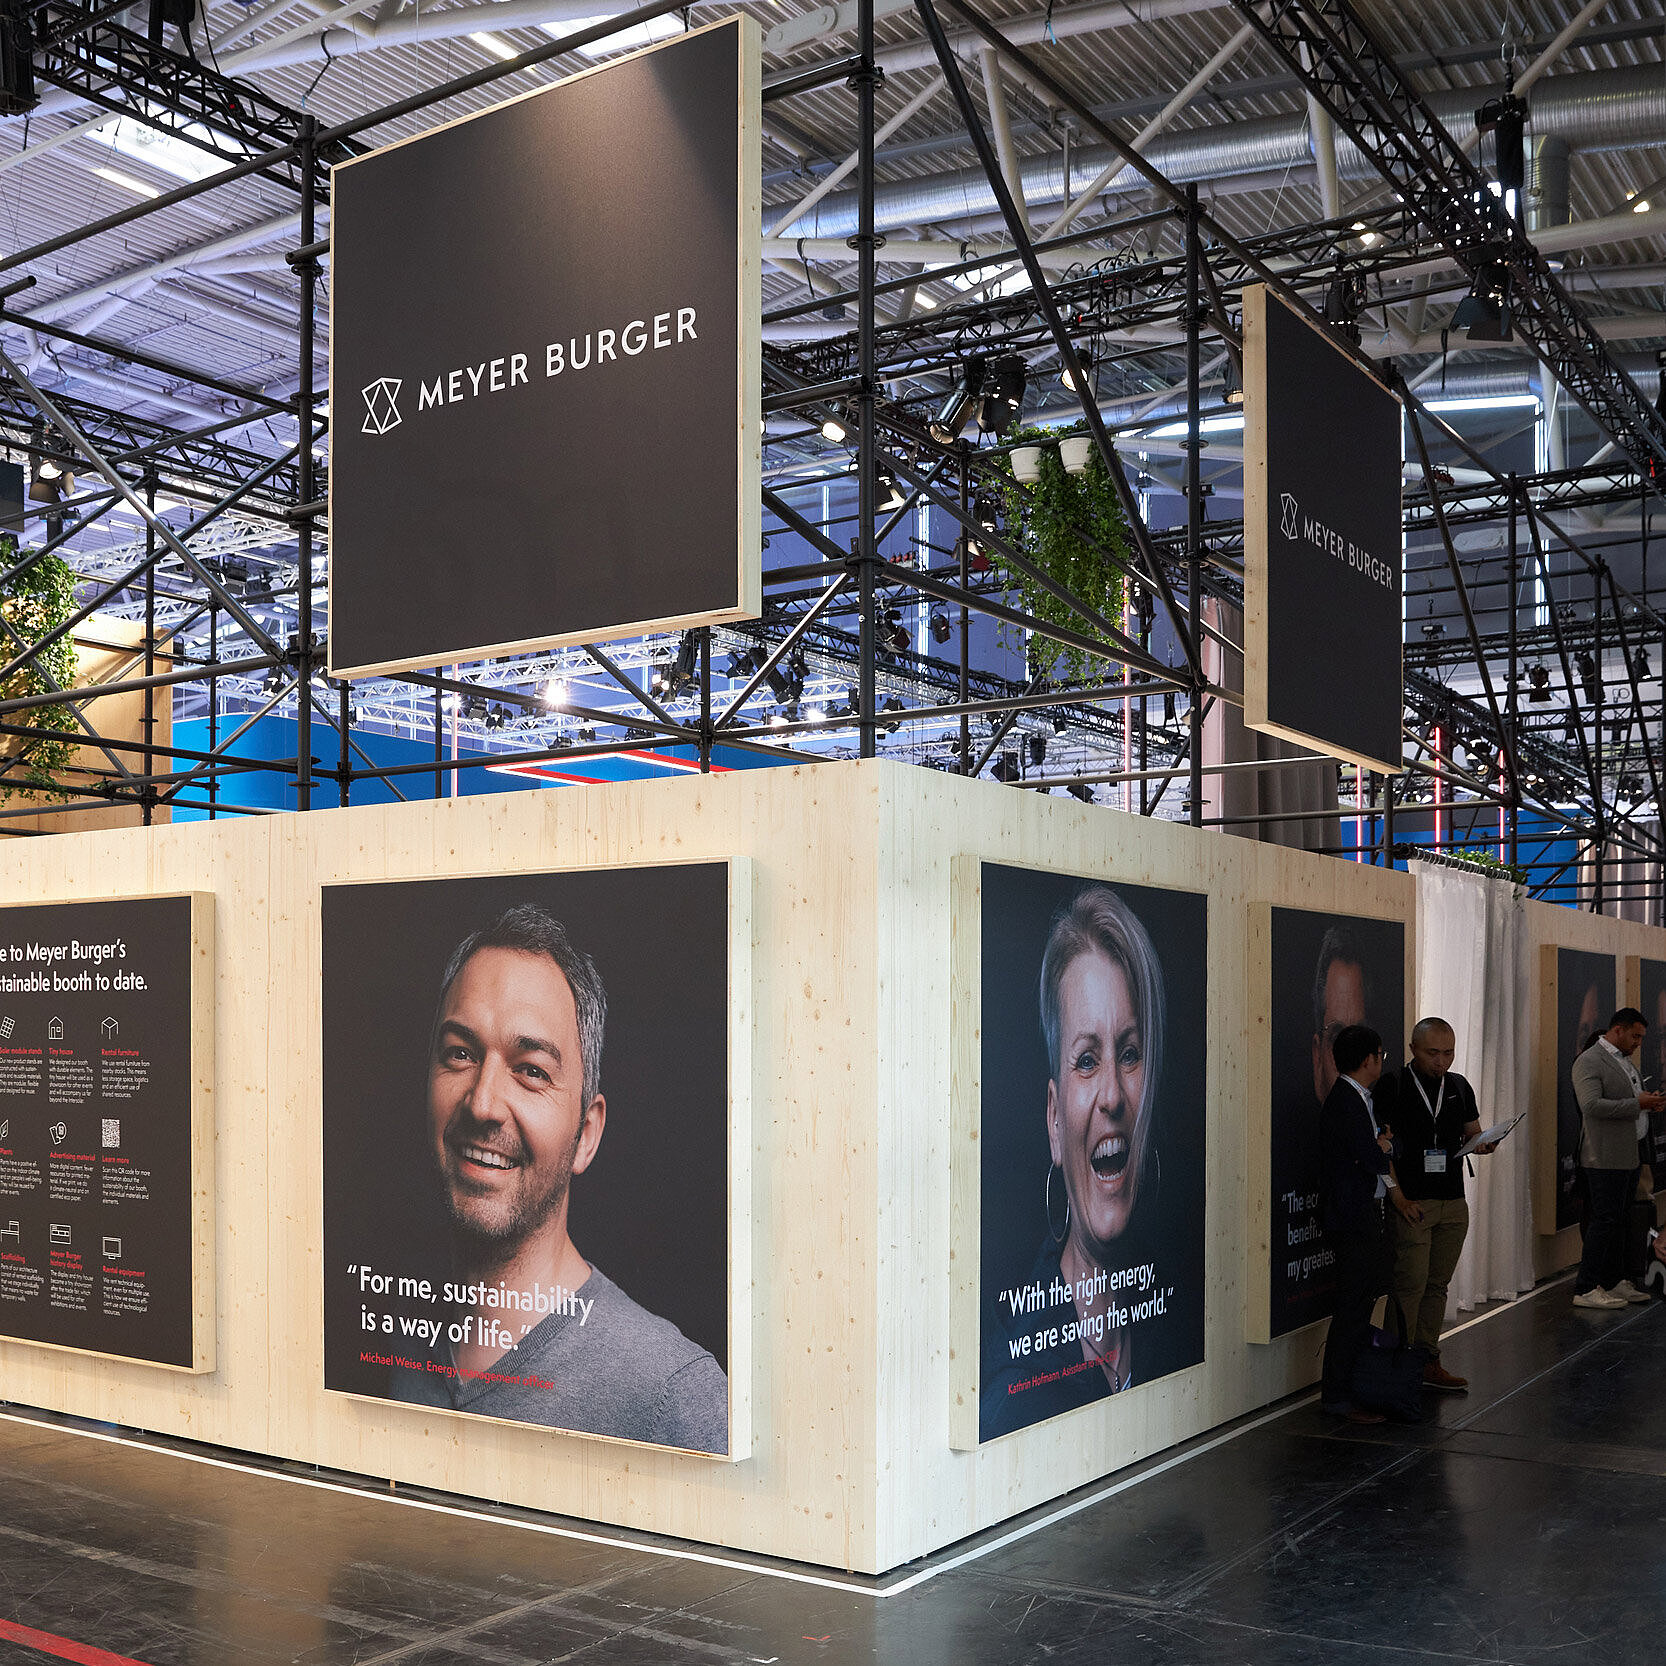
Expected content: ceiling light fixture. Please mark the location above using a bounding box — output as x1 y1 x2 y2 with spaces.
468 31 521 60
1452 252 1514 341
91 165 160 199
929 356 985 445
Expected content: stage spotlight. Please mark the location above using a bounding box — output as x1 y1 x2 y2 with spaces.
880 694 905 734
929 606 951 644
485 706 507 730
1025 733 1047 769
652 631 699 698
1576 650 1600 705
765 653 806 705
978 353 1027 434
929 356 986 444
990 750 1022 784
0 0 36 116
1453 255 1513 341
877 467 907 512
1323 271 1365 345
149 0 197 53
1051 712 1067 735
821 414 849 443
1528 663 1552 703
462 690 488 721
1060 347 1094 396
1066 782 1094 804
881 606 910 653
1634 650 1653 682
1222 356 1244 405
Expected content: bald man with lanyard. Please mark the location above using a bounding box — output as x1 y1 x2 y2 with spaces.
1380 1018 1495 1392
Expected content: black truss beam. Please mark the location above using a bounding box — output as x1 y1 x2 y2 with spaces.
25 1 358 193
1225 0 1666 484
0 377 304 509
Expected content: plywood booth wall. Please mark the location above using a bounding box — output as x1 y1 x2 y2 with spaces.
1527 894 1666 1277
0 759 1656 1574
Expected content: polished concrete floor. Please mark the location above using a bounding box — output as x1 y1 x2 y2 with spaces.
2 1278 1663 1665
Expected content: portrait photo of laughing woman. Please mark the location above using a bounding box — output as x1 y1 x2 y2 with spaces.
978 866 1207 1443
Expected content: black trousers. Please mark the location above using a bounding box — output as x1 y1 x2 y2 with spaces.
1576 1165 1638 1294
1322 1206 1393 1406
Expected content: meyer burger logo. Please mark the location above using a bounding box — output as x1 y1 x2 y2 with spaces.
1276 488 1394 592
354 306 701 438
361 377 403 435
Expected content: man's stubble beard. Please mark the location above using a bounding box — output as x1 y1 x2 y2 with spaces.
442 1132 581 1257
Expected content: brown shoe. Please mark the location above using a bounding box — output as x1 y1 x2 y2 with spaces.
1344 1405 1387 1424
1423 1361 1468 1393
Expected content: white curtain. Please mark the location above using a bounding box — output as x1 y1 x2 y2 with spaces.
1412 858 1536 1310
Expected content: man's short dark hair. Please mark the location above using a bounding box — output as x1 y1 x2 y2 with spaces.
1610 1007 1648 1031
435 903 607 1106
1332 1024 1383 1077
1311 924 1366 1039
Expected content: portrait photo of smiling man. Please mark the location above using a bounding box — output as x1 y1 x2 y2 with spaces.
322 869 734 1457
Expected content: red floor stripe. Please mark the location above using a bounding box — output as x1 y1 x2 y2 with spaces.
0 1617 153 1666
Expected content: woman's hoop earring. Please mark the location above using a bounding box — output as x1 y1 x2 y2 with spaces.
1046 1162 1070 1245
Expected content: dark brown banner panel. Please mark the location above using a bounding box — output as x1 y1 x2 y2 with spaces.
969 862 1207 1445
321 863 750 1459
1553 945 1616 1232
0 894 213 1371
329 17 762 679
1266 908 1405 1338
1243 283 1404 775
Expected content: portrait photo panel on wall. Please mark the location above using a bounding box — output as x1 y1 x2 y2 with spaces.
978 863 1207 1443
322 864 736 1456
1267 909 1405 1337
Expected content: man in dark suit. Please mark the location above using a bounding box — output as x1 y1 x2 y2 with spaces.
1319 1024 1397 1422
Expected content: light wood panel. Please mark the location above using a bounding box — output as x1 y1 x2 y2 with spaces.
1240 886 1416 1345
876 771 1428 1571
3 762 1665 1573
0 765 876 1566
1524 898 1666 1274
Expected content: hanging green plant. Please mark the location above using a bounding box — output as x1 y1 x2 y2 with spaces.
1442 846 1530 886
991 421 1133 683
0 533 78 800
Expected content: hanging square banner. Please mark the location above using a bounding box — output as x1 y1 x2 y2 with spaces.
1243 283 1403 775
329 17 762 680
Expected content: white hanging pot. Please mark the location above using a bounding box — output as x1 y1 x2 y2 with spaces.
1011 444 1044 483
1059 435 1094 475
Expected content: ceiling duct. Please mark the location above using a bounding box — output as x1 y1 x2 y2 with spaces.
780 65 1666 240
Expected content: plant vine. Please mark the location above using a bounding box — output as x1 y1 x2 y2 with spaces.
989 421 1134 683
0 533 78 801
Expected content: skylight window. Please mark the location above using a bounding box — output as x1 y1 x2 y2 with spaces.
89 114 242 184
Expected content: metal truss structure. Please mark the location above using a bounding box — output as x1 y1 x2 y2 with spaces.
0 0 1662 914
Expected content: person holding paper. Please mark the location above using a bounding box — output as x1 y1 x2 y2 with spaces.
1571 1007 1665 1310
1381 1018 1494 1392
